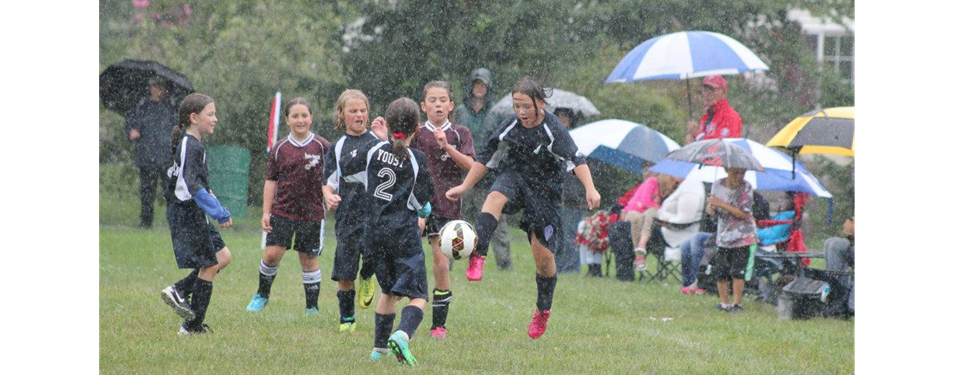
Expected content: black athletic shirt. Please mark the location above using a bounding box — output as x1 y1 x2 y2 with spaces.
323 131 382 238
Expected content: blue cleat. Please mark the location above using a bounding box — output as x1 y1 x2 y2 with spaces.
370 349 390 362
246 294 269 312
305 307 319 316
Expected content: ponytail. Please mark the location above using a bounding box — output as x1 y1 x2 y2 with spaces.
384 98 420 161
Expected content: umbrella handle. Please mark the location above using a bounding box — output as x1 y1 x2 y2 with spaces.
686 79 693 121
790 149 798 179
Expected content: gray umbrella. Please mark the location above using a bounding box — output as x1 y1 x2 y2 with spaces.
490 88 601 117
666 138 765 171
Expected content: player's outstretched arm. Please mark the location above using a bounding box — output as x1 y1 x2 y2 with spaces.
573 164 601 209
446 162 488 201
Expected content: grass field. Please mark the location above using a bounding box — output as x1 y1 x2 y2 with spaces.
100 186 854 374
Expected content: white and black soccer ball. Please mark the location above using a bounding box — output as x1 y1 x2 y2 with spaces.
438 220 477 260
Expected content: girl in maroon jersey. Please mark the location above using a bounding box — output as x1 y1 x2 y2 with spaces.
245 98 331 315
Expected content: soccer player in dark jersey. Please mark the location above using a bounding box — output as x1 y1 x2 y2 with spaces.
159 93 234 335
321 89 387 332
340 98 434 365
446 77 601 339
245 98 331 315
409 81 475 341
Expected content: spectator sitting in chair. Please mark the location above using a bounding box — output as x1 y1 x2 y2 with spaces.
655 176 705 278
825 216 855 314
757 192 796 247
622 174 679 271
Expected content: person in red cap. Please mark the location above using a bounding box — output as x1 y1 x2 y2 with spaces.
685 75 742 144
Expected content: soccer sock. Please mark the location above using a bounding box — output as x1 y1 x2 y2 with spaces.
397 305 424 339
337 290 356 323
535 273 558 312
431 289 453 329
257 260 279 298
186 279 213 330
175 269 199 299
302 269 322 309
374 313 396 349
474 212 499 257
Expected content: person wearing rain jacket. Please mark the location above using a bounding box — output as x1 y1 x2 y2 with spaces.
455 68 500 151
126 77 178 229
685 75 742 144
825 216 854 314
455 68 514 271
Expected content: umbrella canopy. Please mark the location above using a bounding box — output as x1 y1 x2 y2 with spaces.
100 59 194 115
569 119 681 175
665 138 765 171
767 107 855 156
606 31 769 83
491 88 600 117
651 139 832 198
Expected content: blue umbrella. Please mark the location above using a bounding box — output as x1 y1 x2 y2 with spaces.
650 138 832 198
605 31 769 119
569 119 681 175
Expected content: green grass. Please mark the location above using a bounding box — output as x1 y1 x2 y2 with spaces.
100 188 853 374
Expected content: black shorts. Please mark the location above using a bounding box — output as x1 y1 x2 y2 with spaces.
368 230 428 300
714 246 751 280
331 232 367 282
168 202 226 269
265 214 325 257
491 171 561 252
423 214 454 238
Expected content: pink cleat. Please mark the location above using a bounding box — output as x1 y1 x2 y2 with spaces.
527 309 551 339
466 254 486 281
430 327 447 340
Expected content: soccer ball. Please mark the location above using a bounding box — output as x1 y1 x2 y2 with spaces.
439 220 477 260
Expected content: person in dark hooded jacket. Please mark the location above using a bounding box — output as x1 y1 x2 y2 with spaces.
454 68 501 150
126 77 178 229
455 68 513 271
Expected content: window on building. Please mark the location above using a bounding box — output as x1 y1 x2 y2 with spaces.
822 35 855 85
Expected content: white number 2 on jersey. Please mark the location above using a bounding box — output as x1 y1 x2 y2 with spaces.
373 167 396 201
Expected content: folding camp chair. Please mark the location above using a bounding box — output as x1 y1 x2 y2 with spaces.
637 226 682 284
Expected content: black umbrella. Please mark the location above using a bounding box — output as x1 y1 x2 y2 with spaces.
99 59 194 115
665 138 765 171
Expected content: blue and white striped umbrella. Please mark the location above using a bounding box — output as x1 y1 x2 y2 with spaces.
650 138 832 198
606 31 769 82
569 119 681 175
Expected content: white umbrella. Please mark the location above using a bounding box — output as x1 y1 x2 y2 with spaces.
490 88 600 117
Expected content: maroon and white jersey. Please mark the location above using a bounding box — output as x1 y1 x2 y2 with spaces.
265 133 331 222
409 120 475 219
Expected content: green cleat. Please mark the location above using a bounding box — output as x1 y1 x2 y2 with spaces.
388 331 417 366
339 322 356 332
358 276 376 309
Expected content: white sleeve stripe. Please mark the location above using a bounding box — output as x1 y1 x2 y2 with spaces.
326 172 340 190
498 120 517 141
174 137 192 201
406 149 423 211
343 171 366 185
485 143 506 169
542 123 556 153
334 137 346 176
407 148 419 179
366 141 388 166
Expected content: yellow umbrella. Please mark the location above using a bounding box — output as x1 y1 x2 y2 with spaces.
767 107 854 156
